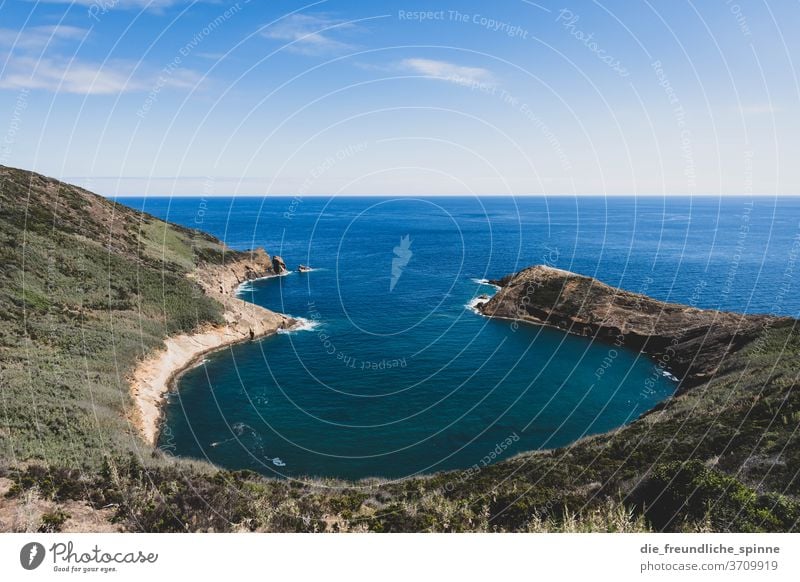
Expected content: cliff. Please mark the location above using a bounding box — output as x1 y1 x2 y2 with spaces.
132 253 294 445
478 265 787 388
195 247 276 296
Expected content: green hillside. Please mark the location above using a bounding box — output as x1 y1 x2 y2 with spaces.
0 165 226 464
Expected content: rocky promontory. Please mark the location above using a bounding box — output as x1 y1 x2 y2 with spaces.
134 252 295 445
478 265 786 388
194 247 277 296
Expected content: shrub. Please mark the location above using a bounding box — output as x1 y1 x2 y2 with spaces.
38 510 70 533
631 460 800 532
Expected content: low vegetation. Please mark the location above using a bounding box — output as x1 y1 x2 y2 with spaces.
0 165 226 466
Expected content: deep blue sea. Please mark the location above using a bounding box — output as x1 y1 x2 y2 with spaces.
119 196 800 481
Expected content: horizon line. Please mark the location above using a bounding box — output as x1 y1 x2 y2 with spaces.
107 192 800 198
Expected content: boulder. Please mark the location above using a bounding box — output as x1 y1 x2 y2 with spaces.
272 255 287 274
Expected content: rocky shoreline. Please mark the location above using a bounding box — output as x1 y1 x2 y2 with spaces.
130 250 294 445
477 265 788 389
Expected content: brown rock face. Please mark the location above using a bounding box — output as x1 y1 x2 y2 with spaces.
479 265 786 389
193 248 275 295
272 255 287 274
239 248 274 282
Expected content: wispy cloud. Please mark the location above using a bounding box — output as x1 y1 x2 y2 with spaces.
400 58 495 87
0 20 202 95
28 0 218 20
261 13 358 56
0 55 202 95
195 51 226 61
30 0 189 9
0 25 89 51
737 104 781 115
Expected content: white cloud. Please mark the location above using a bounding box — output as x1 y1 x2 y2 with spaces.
0 25 89 50
195 51 226 61
26 0 220 19
0 20 203 95
737 104 781 115
261 13 357 56
0 55 203 95
30 0 189 9
400 58 495 87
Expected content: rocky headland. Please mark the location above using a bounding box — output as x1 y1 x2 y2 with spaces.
478 265 788 389
194 247 275 296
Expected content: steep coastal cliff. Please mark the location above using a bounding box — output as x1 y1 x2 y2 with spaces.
194 247 275 296
133 252 294 445
478 265 787 388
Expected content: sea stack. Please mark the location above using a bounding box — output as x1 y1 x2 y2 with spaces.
272 255 287 274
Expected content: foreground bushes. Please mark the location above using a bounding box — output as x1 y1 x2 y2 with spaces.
631 460 800 532
6 455 797 533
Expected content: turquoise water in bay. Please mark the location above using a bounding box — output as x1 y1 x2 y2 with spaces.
120 196 800 480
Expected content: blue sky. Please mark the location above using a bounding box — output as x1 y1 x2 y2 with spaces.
0 0 797 195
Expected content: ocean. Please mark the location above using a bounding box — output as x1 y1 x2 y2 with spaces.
118 195 800 480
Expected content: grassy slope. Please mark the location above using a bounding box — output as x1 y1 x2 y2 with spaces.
1 166 798 532
0 165 227 465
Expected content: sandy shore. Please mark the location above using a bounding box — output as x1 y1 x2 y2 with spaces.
130 251 294 445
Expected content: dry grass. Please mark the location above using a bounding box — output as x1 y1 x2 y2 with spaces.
524 499 651 533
